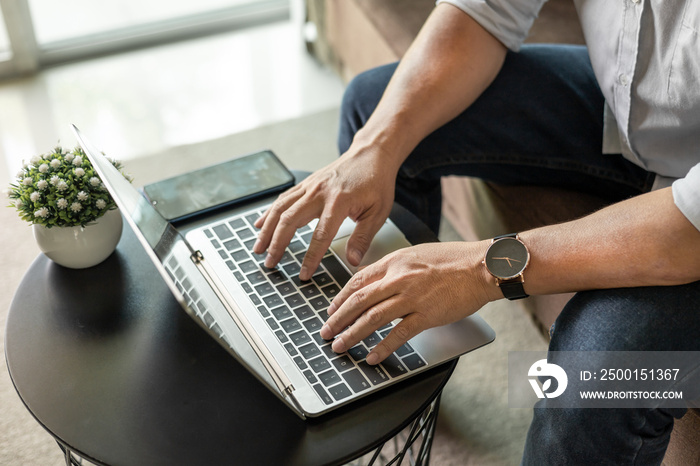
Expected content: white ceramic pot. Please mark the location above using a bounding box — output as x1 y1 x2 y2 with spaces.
32 209 123 269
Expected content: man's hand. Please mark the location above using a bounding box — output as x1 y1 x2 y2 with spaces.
253 146 398 281
319 241 496 365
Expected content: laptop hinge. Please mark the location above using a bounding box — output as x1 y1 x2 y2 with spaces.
190 250 296 397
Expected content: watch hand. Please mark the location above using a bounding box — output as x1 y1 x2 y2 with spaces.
493 256 522 268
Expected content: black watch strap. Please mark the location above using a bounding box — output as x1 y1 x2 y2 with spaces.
499 280 529 300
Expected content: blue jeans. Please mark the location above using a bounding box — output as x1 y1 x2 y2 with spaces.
338 45 700 464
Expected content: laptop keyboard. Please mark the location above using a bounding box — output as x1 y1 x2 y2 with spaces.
201 208 427 405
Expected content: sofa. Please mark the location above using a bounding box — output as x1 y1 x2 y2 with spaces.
304 0 700 463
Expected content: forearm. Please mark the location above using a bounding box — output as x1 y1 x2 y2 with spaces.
350 3 508 171
517 188 700 298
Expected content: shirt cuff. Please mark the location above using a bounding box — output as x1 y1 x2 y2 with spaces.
436 0 545 51
672 162 700 232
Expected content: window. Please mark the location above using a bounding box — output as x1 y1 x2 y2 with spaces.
0 0 289 79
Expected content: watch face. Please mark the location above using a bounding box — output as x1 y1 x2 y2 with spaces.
484 237 530 279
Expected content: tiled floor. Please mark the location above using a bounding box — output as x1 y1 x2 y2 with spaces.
0 16 345 186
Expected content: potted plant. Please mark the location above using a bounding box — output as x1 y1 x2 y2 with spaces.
7 145 131 268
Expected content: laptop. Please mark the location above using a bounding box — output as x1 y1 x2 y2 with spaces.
73 125 495 418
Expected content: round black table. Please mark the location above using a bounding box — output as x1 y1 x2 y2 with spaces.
6 205 455 466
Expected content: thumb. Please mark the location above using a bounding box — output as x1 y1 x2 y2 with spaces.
346 215 386 266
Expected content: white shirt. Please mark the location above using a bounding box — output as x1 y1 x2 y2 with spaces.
438 0 700 230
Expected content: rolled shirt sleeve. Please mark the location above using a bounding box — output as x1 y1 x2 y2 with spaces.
437 0 546 51
672 162 700 232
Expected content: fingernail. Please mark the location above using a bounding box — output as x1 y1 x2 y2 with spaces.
300 266 310 281
264 256 275 268
348 248 362 265
320 323 331 340
253 239 262 253
366 352 379 365
327 302 337 315
332 336 347 354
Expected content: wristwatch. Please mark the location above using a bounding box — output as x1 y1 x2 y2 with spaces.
483 233 530 300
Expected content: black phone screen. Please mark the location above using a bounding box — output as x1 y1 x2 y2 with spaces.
143 150 294 222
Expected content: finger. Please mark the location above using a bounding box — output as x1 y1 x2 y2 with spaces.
320 269 391 340
329 295 401 355
365 312 427 365
326 261 385 317
345 213 387 266
299 207 347 281
263 196 320 268
253 187 305 254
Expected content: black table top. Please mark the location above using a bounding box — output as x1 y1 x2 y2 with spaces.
6 203 454 466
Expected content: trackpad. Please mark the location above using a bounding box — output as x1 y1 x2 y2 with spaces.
330 220 411 274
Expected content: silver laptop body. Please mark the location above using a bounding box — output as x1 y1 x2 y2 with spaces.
74 125 495 418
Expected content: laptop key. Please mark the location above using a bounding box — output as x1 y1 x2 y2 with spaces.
223 239 241 251
342 369 372 393
300 231 314 245
284 343 298 356
249 294 262 306
293 356 307 370
309 296 330 311
271 306 292 321
289 330 311 347
263 294 284 309
288 240 304 253
213 224 233 240
321 255 352 287
308 356 331 373
303 370 317 384
362 332 381 348
322 284 341 299
332 355 355 373
236 227 255 240
276 281 296 296
328 383 353 401
239 260 258 274
246 271 267 285
283 262 301 277
267 271 287 284
284 293 305 308
312 272 333 287
231 249 250 262
228 218 245 230
357 361 389 385
266 317 279 331
348 344 369 362
395 342 414 357
313 384 333 405
280 317 302 333
293 304 315 321
299 343 321 360
300 284 321 299
245 213 260 228
254 282 274 297
402 353 427 371
303 317 324 334
380 354 409 378
275 330 288 343
318 369 341 387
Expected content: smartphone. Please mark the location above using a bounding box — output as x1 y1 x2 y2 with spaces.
143 150 294 223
